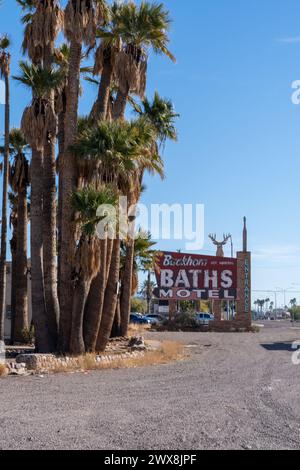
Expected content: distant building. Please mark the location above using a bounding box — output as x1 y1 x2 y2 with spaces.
153 300 169 316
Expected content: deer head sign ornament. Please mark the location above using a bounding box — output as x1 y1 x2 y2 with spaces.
209 233 231 258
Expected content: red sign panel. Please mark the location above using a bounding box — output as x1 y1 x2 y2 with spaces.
154 251 237 301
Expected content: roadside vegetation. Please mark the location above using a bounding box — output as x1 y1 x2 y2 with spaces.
0 0 178 356
38 341 185 374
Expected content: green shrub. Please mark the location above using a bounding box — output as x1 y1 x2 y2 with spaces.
173 311 199 329
131 298 147 314
249 325 261 333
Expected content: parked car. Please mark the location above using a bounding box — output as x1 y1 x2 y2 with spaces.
196 313 214 325
145 314 165 325
130 313 151 325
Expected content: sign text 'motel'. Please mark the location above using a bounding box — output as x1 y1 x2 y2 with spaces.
154 252 238 301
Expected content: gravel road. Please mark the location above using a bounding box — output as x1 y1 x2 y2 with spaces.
1 322 300 450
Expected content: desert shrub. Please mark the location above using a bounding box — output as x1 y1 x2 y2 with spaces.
290 307 300 321
131 298 147 314
0 363 7 377
173 311 199 329
248 324 261 333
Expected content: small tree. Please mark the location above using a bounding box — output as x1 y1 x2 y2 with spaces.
131 298 147 314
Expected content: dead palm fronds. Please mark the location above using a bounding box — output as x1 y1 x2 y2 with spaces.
64 0 108 46
21 99 57 151
20 0 64 62
14 61 63 150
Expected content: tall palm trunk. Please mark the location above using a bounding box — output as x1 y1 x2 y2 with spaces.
70 235 101 355
57 99 65 303
0 71 9 342
83 60 114 351
120 237 134 337
70 278 91 355
43 139 59 347
42 45 59 347
83 236 107 352
84 234 113 351
106 237 114 282
10 221 17 344
14 188 28 343
111 297 121 337
120 191 137 336
96 237 120 352
113 88 129 121
146 269 152 314
58 41 82 352
94 61 113 120
31 148 53 352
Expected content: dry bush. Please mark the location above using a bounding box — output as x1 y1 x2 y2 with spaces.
51 341 184 374
0 363 8 377
127 324 151 336
248 325 261 333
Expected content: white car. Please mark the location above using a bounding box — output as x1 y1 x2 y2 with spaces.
195 313 214 325
145 314 165 325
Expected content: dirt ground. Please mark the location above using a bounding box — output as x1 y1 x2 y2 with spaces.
1 321 300 450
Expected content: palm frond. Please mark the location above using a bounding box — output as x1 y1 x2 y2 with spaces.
72 185 117 236
135 91 179 144
14 61 64 97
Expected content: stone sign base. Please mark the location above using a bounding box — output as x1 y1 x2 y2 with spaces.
209 319 252 332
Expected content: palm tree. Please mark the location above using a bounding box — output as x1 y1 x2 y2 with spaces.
92 2 120 120
140 278 156 313
7 129 30 343
120 229 157 334
18 0 63 66
257 299 265 318
8 192 18 343
134 92 179 145
71 118 155 351
265 297 270 314
70 185 116 354
119 95 178 336
0 35 10 342
17 0 63 352
58 0 107 352
111 1 175 120
14 62 63 351
289 298 297 322
253 300 258 318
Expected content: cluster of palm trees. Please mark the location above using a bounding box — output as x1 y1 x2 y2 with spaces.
0 0 178 355
254 298 273 317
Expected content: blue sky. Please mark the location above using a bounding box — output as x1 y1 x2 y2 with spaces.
1 0 300 306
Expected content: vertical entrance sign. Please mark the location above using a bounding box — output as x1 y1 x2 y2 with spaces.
235 252 251 324
236 218 251 325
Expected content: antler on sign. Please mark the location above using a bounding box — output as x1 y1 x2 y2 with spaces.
222 234 231 245
209 234 218 245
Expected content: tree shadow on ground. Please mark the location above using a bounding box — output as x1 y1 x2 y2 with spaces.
261 342 298 352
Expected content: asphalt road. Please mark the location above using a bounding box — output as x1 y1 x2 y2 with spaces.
1 323 300 450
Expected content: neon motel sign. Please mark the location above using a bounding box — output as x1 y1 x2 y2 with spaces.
154 252 238 301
